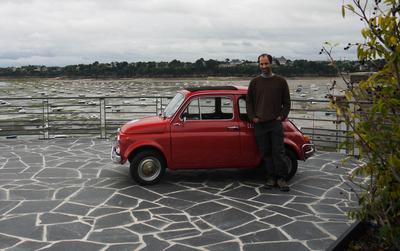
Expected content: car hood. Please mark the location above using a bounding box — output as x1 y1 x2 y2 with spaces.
121 116 169 134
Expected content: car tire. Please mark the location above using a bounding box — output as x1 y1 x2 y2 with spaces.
130 150 166 185
284 147 298 181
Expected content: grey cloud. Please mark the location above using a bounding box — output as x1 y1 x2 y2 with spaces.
0 0 362 66
0 50 55 60
242 41 253 47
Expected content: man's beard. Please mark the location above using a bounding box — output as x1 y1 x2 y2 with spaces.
262 68 272 75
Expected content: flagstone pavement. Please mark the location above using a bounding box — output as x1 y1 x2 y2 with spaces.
0 139 361 251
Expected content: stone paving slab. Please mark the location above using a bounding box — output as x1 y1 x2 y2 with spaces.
0 139 361 251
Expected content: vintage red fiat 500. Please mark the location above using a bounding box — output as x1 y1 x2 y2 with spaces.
111 86 314 185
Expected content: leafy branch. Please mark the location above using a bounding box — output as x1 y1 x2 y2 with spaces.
323 0 400 249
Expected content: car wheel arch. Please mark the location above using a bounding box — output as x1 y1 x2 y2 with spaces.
128 146 168 169
283 141 302 160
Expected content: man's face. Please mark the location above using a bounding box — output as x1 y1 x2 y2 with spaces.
259 56 271 75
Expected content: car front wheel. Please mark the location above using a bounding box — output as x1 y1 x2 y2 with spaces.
130 150 166 185
284 148 298 181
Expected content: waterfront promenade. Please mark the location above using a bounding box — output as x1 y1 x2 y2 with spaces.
0 138 360 251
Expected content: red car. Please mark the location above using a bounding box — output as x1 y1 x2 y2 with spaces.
111 86 314 185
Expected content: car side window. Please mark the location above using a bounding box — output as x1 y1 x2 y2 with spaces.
181 96 233 120
221 98 233 114
238 96 249 121
200 97 216 114
184 98 201 120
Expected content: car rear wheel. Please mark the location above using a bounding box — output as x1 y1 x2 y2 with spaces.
284 148 298 181
130 150 166 185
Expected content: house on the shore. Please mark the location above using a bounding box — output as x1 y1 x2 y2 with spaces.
274 56 289 65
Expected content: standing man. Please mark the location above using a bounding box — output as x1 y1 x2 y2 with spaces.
246 53 291 192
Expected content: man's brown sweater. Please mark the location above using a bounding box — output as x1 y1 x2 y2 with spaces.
246 74 291 122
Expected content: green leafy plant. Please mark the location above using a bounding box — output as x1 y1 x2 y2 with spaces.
321 0 399 249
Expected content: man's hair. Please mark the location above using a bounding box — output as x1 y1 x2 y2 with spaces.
258 53 273 64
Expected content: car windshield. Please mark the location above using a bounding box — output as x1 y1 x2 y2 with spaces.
163 92 184 118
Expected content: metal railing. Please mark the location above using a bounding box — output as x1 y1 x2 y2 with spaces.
0 96 354 152
0 96 171 138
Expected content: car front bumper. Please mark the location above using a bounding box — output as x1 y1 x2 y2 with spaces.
302 143 315 159
110 140 122 164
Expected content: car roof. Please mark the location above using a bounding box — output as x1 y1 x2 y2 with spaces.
180 85 248 96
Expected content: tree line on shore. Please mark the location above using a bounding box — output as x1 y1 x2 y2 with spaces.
0 58 382 78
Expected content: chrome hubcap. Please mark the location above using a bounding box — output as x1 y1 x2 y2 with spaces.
138 157 161 181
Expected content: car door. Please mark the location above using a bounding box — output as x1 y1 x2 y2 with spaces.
170 95 241 168
237 96 262 167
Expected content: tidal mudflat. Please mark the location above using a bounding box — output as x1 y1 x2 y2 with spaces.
0 77 345 98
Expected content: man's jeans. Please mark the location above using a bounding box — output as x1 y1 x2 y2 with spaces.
254 120 288 179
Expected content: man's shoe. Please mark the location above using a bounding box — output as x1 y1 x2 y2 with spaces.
277 179 290 192
264 178 276 189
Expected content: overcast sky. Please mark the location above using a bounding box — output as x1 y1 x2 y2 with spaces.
0 0 364 67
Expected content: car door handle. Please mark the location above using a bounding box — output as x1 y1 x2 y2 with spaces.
227 126 239 131
173 123 183 127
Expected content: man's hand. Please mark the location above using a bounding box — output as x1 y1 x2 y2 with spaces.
252 117 260 123
276 116 282 121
